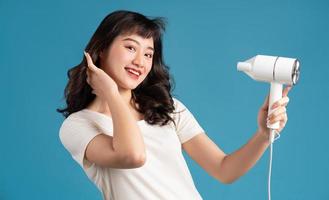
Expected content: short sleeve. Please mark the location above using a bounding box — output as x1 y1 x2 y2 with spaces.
172 98 205 144
59 115 101 170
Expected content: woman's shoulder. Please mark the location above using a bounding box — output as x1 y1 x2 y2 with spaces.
59 109 100 132
59 109 114 137
59 109 103 142
62 109 90 123
172 97 188 111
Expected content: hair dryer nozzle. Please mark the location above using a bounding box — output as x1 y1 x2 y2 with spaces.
237 62 252 72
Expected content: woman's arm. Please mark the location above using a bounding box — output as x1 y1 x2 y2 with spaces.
183 87 291 183
106 90 146 163
216 130 270 183
183 130 269 184
84 52 146 168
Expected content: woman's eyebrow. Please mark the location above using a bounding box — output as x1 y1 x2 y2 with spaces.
122 38 154 51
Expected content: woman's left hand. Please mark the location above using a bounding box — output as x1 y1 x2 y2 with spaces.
257 86 292 138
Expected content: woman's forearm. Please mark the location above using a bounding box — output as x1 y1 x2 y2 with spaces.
105 90 146 158
219 130 270 183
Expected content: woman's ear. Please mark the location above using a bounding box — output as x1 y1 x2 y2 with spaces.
99 48 109 59
99 51 104 59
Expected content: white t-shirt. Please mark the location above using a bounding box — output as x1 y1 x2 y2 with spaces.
59 98 205 200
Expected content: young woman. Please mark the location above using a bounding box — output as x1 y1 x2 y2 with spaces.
57 10 291 200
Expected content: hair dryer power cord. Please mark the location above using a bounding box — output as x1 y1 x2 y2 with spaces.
268 129 280 200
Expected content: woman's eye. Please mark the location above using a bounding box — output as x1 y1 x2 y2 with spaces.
126 46 135 52
145 53 153 59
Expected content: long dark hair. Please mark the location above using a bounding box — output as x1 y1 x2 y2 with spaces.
57 10 176 126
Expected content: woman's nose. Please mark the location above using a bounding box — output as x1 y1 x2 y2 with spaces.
132 52 144 68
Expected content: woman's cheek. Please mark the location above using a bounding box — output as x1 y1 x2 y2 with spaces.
120 49 134 62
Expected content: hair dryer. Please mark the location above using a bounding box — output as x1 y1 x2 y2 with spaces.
237 55 300 200
237 55 300 142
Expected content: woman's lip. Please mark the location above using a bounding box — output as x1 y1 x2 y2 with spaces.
124 67 142 76
125 68 139 80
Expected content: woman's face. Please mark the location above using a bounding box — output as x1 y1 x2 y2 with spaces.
99 33 154 90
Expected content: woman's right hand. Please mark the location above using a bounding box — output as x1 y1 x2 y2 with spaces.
84 51 119 98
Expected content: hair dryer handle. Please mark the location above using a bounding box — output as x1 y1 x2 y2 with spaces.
268 82 282 130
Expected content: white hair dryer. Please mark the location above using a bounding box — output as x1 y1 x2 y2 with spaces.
237 55 300 142
237 55 300 200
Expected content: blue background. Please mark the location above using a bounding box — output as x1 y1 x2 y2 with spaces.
1 0 328 199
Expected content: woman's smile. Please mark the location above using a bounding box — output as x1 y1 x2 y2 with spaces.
125 67 141 80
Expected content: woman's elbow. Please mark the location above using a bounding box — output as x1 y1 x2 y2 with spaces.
216 175 238 184
122 153 146 168
220 178 236 184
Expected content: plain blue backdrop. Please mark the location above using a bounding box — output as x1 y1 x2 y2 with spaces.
1 0 328 199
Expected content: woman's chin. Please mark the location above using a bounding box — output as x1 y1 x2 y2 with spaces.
119 82 139 91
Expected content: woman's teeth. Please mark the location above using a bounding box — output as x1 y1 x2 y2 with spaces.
127 69 140 76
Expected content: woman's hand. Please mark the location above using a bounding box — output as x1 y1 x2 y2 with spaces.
84 51 119 98
257 86 292 138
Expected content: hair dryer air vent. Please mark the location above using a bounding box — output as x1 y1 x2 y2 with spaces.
292 59 300 85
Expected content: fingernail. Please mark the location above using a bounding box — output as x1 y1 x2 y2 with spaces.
271 104 277 109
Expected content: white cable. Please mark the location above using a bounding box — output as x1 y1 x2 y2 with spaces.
268 129 280 200
268 137 273 200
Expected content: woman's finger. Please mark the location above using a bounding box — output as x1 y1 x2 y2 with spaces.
269 112 287 124
283 86 292 97
84 51 98 72
278 114 288 131
86 68 90 81
282 101 289 107
268 106 286 120
271 96 289 109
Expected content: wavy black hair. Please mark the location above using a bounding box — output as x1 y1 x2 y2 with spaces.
57 10 176 126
